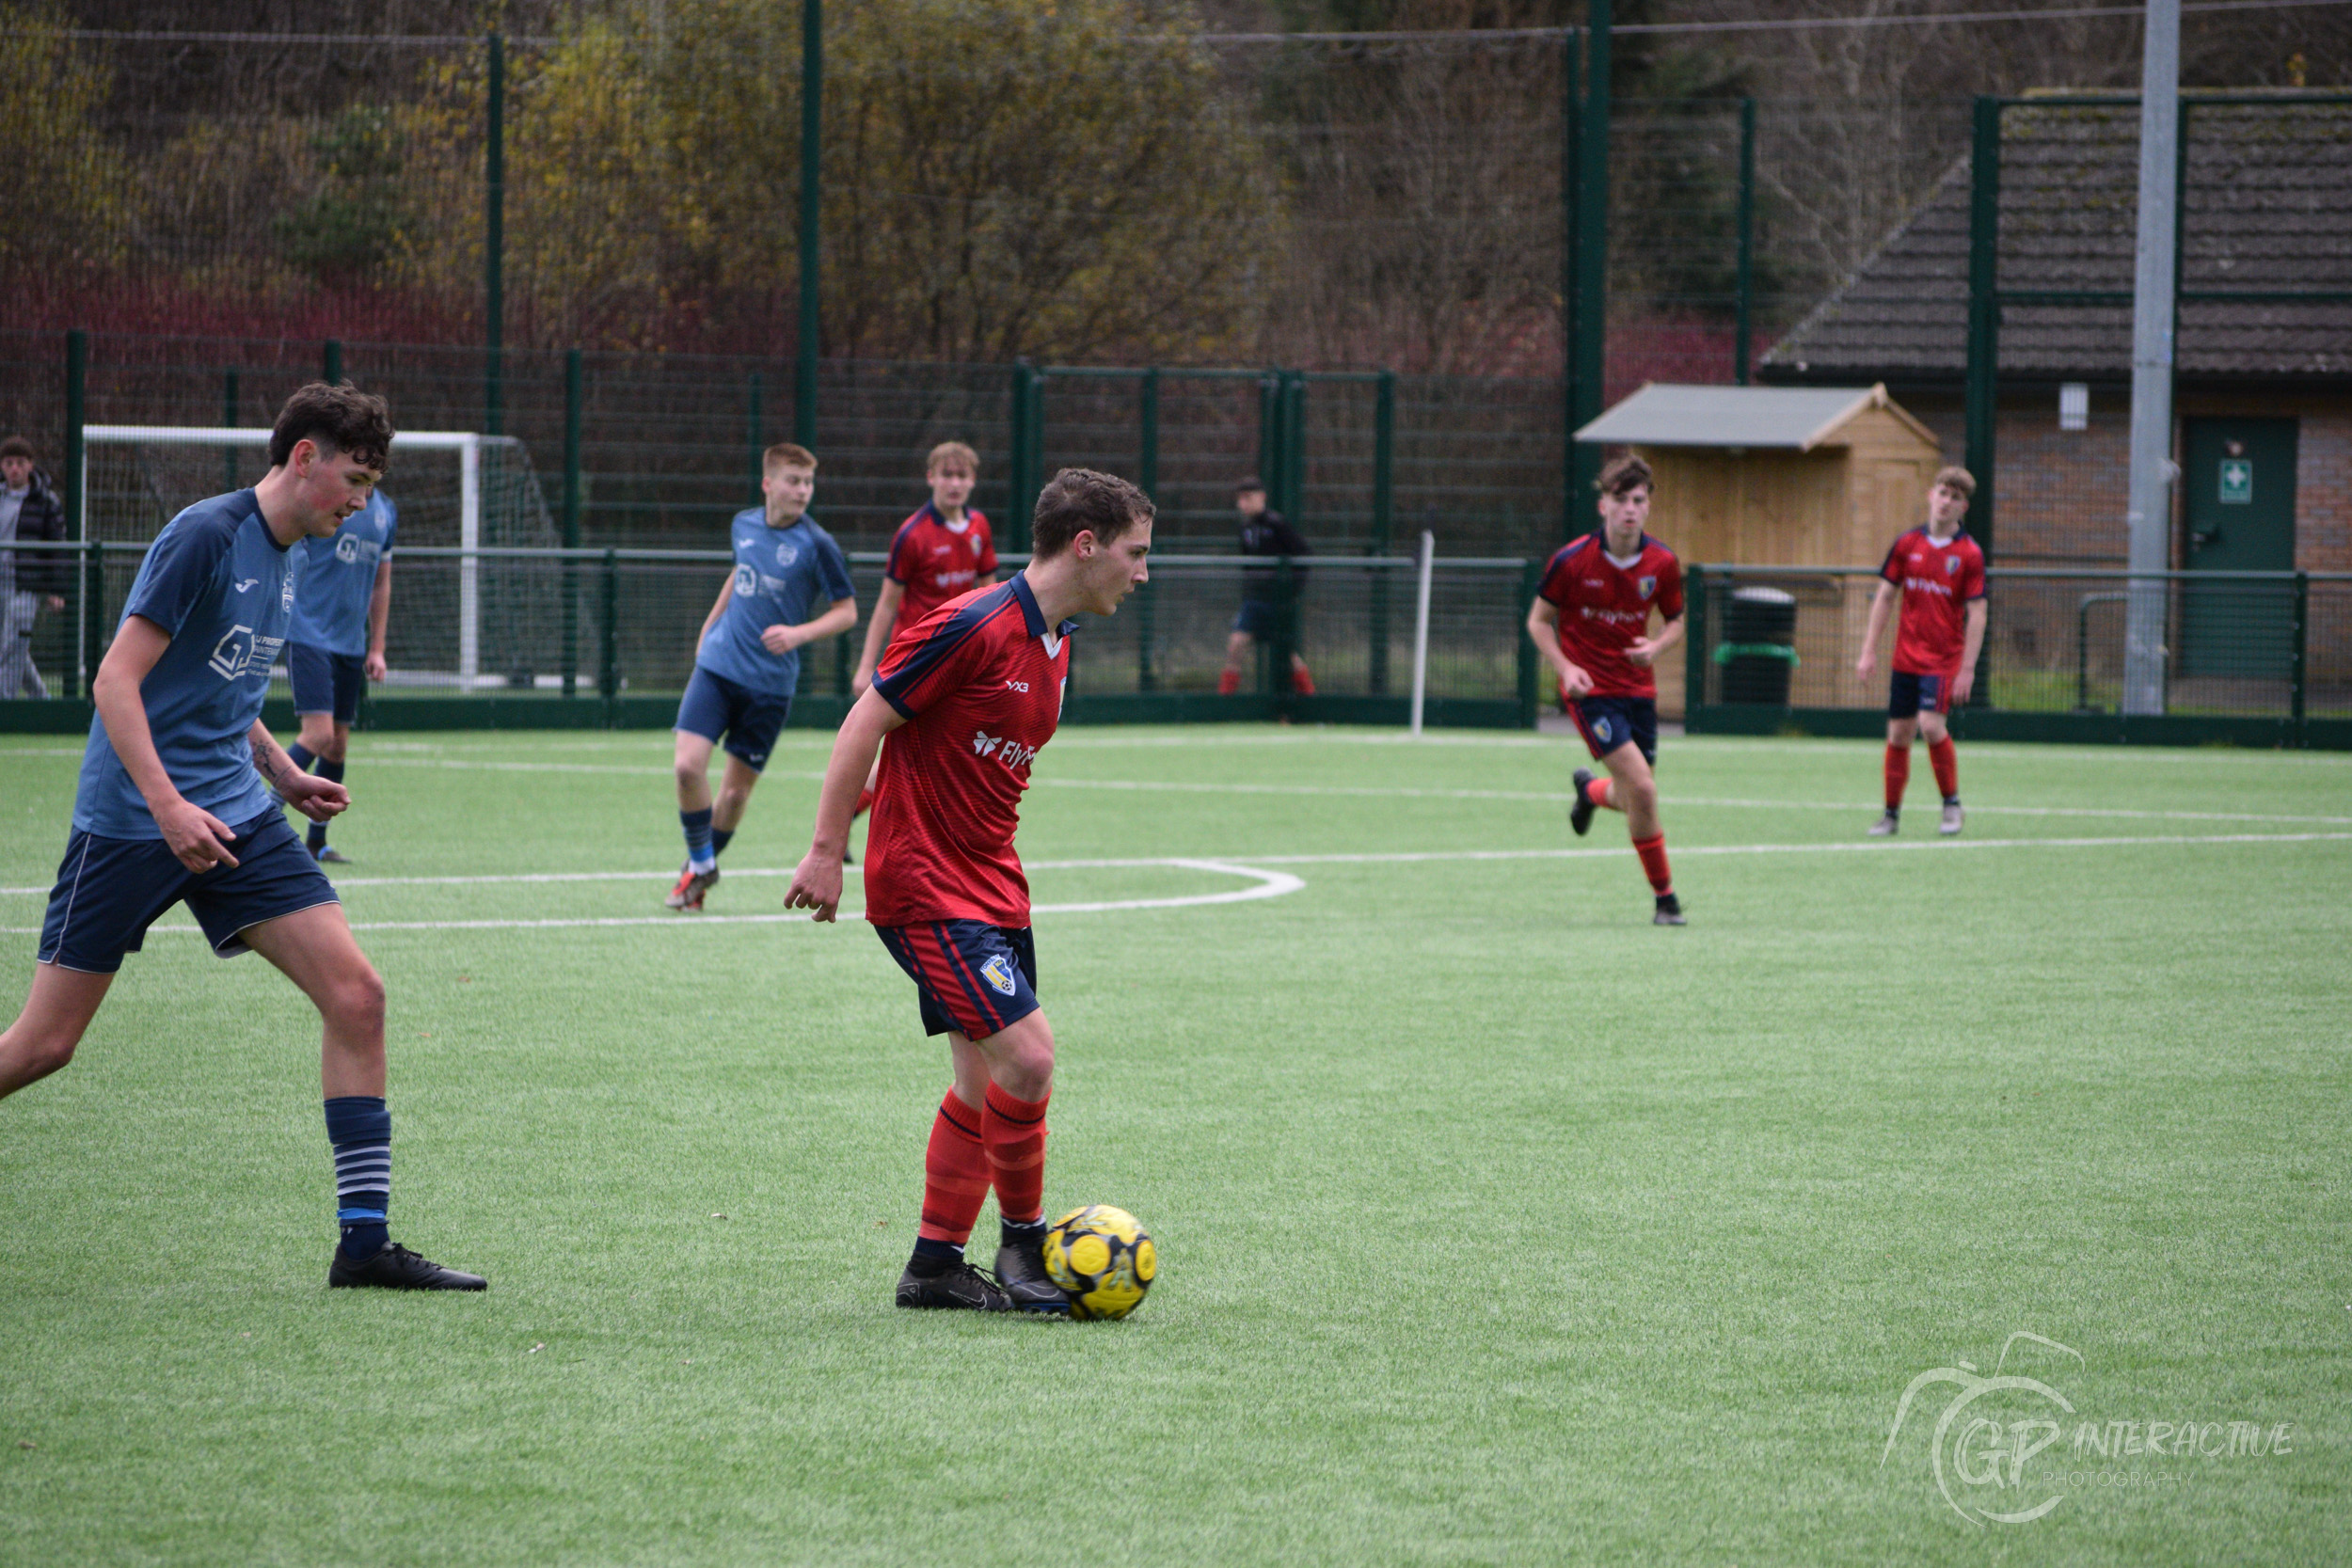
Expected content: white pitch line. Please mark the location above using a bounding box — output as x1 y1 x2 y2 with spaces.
223 752 2352 826
0 859 1303 932
5 834 2342 933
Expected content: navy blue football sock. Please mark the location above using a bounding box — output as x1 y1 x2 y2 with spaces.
325 1096 391 1260
1001 1215 1048 1248
681 808 715 872
308 757 345 852
288 742 316 773
710 827 735 859
911 1235 964 1266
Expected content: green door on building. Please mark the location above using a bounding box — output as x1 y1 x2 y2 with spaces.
2180 418 2297 681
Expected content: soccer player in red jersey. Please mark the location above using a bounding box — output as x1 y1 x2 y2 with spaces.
851 441 997 696
787 467 1153 1314
1855 467 1987 837
1526 455 1689 926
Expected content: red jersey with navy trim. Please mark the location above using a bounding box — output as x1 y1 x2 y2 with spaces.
1536 532 1685 700
885 502 998 627
1880 527 1987 675
865 573 1071 928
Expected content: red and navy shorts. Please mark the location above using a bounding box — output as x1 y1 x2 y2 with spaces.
1567 694 1659 766
875 921 1040 1039
1888 670 1955 718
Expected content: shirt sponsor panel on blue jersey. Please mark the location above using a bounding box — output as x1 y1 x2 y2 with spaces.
74 491 296 839
289 491 395 656
693 510 856 698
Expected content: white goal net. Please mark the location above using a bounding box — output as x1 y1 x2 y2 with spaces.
82 426 564 689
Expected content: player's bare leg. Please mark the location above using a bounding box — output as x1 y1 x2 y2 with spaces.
1577 742 1681 924
241 903 485 1289
964 1009 1066 1313
0 963 116 1101
1917 708 1963 834
1874 714 1919 835
669 729 722 909
709 753 759 838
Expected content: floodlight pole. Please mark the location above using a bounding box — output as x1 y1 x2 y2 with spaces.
794 0 821 449
2122 0 2182 715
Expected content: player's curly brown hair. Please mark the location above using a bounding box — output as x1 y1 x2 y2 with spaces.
268 381 393 472
1031 467 1153 559
1597 453 1652 498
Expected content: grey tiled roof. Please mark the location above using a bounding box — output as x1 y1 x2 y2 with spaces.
1762 96 2352 381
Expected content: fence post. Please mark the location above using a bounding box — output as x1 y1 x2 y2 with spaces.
1138 366 1159 501
2291 570 2309 746
562 349 582 697
82 543 104 699
1560 25 1581 539
1281 372 1307 524
1273 556 1298 721
747 371 765 490
1006 361 1041 553
1683 562 1708 723
222 368 240 490
1370 368 1395 694
795 0 822 449
1735 97 1756 386
598 548 619 719
484 32 505 437
1518 560 1541 729
1257 373 1280 494
64 328 86 701
1570 1 1611 514
323 339 342 387
1964 96 2001 556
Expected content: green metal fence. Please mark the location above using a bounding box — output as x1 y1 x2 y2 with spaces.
1684 564 2352 749
0 542 1538 734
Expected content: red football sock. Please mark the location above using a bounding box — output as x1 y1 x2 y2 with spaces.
1584 774 1617 812
1928 736 1959 800
981 1082 1050 1226
1884 743 1911 811
1291 661 1315 696
853 785 876 820
1217 668 1241 696
916 1090 991 1247
1632 833 1673 895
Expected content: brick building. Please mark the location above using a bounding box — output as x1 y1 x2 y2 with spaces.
1758 92 2352 577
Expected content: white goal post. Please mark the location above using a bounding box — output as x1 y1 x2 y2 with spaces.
82 425 511 687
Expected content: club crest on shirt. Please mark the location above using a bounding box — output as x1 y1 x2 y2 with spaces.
1947 556 1962 575
281 574 296 611
980 954 1019 996
1636 575 1657 599
775 542 799 567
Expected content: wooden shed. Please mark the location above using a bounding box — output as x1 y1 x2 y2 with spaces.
1574 383 1947 718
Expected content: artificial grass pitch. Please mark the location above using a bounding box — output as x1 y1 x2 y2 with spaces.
0 726 2346 1564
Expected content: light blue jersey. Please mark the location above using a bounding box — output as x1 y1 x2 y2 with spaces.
694 509 855 698
289 490 395 656
74 490 299 839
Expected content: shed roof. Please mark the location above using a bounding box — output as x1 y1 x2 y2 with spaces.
1761 95 2352 383
1574 382 1936 451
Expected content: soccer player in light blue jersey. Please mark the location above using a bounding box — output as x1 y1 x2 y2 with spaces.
0 384 485 1291
281 486 394 863
667 442 857 911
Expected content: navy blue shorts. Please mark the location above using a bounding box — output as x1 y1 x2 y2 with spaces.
875 921 1040 1040
38 812 341 974
675 666 792 772
289 642 366 722
1889 670 1955 718
1567 694 1659 766
1232 598 1281 640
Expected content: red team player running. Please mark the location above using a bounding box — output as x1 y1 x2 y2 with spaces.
1855 467 1987 837
1527 455 1688 925
787 468 1155 1313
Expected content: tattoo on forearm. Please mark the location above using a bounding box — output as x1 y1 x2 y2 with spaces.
250 735 295 788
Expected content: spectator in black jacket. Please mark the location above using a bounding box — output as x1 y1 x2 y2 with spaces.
1217 477 1316 697
1 435 68 699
